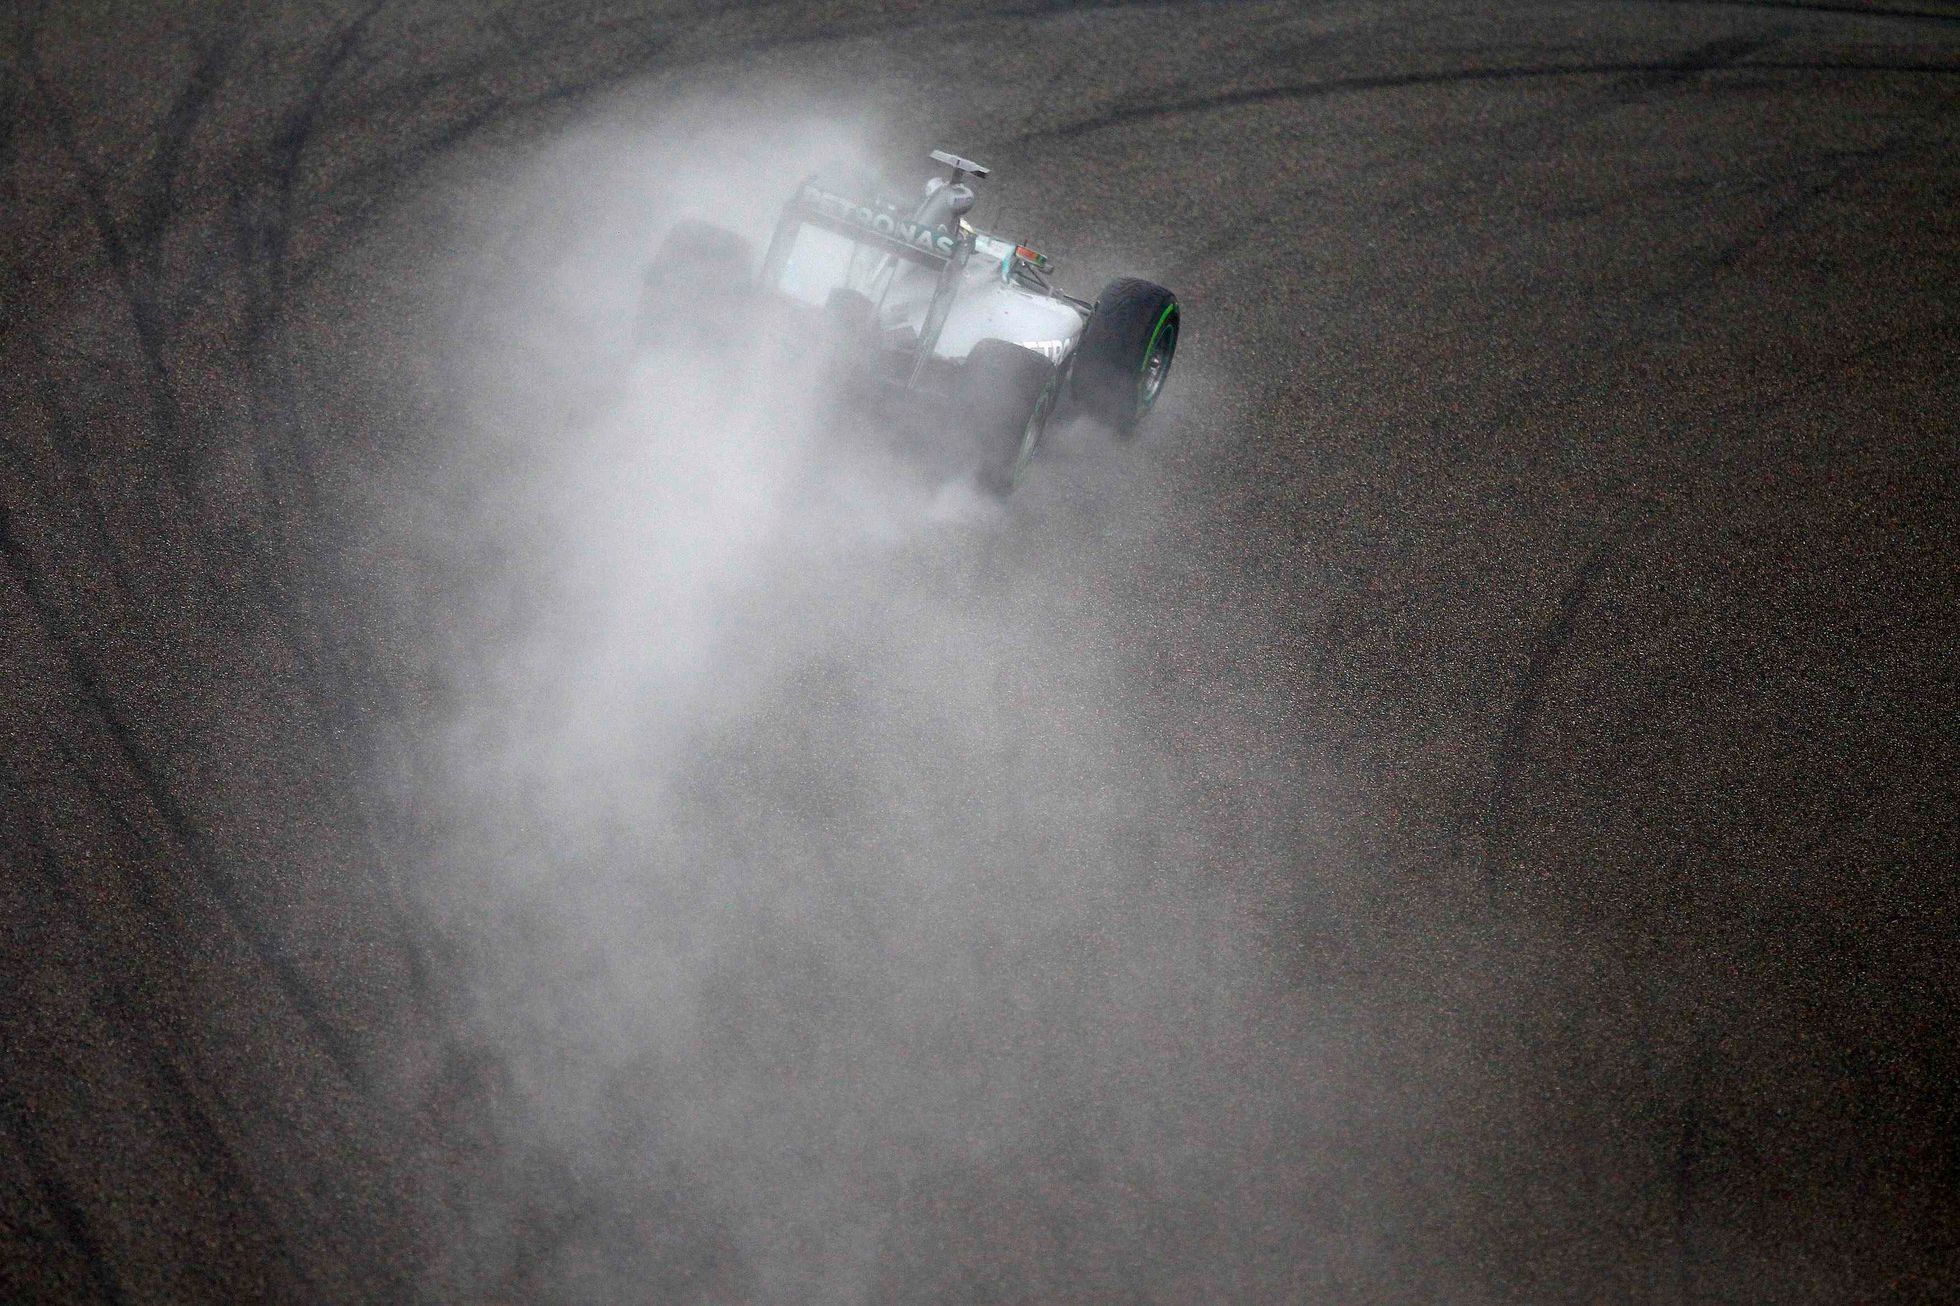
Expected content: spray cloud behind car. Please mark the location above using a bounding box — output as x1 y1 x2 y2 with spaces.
384 101 1354 1302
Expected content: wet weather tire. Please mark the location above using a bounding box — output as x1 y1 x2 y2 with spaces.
958 340 1060 496
1073 278 1179 434
639 219 754 344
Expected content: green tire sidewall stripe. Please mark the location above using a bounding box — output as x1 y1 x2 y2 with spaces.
1140 301 1178 376
1137 299 1178 410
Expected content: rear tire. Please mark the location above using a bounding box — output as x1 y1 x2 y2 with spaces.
638 219 754 344
957 340 1059 496
1072 278 1179 434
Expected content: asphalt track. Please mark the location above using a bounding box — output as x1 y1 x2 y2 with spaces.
3 2 1958 1302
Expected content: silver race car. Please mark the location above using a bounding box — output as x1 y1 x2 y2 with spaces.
640 150 1180 493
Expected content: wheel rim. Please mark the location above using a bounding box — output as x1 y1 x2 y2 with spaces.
1138 308 1178 411
1006 371 1059 487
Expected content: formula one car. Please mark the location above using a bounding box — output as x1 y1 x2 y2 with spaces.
640 150 1180 493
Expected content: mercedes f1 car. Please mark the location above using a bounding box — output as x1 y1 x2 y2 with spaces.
640 150 1180 494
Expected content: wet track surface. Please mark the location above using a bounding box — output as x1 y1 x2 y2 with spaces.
4 2 1957 1301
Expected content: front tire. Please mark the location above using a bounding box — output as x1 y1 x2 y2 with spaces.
957 340 1060 496
1072 278 1179 434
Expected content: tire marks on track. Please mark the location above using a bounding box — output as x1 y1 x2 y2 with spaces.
1013 56 1959 145
0 508 370 1094
4 2 1956 1299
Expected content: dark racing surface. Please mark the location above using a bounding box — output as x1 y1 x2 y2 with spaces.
4 2 1957 1301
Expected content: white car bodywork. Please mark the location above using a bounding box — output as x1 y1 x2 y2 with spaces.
934 235 1087 364
766 178 1091 377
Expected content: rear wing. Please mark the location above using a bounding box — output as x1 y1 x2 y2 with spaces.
765 179 959 273
757 173 979 395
